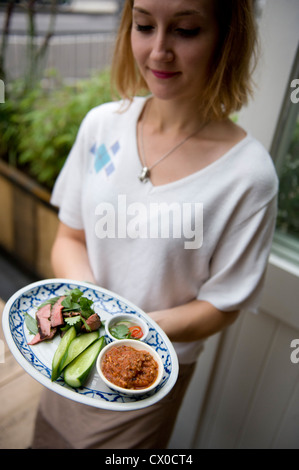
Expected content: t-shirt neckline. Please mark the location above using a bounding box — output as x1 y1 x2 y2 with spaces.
132 96 251 193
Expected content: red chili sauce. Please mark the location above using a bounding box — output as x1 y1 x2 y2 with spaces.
102 345 159 390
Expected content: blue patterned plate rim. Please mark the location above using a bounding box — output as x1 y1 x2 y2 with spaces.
2 278 179 411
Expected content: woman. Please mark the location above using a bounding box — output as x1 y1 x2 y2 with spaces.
32 0 278 449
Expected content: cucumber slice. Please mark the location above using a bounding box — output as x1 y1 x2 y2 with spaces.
61 330 99 370
64 336 105 388
51 326 76 382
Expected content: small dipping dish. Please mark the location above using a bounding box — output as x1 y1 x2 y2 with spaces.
105 313 149 342
96 339 164 396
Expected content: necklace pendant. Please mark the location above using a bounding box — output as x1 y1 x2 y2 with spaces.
139 166 150 183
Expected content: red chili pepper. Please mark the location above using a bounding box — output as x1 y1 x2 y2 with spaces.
129 326 143 338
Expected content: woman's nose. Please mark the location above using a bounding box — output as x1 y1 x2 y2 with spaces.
150 30 174 62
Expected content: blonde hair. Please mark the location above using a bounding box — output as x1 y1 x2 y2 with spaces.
111 0 259 120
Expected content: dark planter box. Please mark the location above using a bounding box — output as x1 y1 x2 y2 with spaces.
0 160 58 278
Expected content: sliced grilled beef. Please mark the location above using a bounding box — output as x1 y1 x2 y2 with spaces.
50 296 66 327
27 293 102 345
36 303 52 339
62 311 81 318
81 313 102 332
28 328 57 345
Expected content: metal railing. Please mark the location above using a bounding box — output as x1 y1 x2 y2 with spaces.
4 32 116 84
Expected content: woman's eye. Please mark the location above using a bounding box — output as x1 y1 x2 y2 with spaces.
175 28 201 38
136 24 154 33
134 23 200 37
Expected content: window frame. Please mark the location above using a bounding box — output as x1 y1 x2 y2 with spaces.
270 44 299 268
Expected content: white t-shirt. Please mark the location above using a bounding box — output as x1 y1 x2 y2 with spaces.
51 97 278 363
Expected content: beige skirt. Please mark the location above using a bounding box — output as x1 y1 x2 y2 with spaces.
31 362 195 449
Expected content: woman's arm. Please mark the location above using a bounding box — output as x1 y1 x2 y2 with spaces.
148 300 239 342
51 221 96 283
52 223 238 343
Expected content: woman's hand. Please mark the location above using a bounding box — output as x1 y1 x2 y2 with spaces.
148 299 239 342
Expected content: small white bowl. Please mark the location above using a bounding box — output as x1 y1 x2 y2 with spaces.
105 313 149 342
96 339 164 396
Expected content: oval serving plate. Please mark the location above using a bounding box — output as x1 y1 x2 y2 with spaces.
2 279 179 411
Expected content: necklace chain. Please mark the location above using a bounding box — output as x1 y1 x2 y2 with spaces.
139 101 207 183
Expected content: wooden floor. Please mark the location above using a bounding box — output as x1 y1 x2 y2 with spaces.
0 299 43 449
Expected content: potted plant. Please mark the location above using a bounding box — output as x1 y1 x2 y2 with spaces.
0 68 112 278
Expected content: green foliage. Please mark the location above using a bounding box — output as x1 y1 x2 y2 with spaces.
0 69 112 189
276 116 299 238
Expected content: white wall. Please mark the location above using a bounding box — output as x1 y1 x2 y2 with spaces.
168 0 299 449
238 0 299 151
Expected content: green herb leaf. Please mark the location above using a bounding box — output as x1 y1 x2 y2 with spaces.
61 289 94 317
80 316 92 332
36 296 61 310
61 297 80 313
64 315 82 326
24 312 38 335
79 296 94 319
110 324 131 339
69 288 84 302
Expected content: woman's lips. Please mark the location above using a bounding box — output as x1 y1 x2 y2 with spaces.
151 69 180 79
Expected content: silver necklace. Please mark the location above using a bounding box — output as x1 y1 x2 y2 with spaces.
138 104 207 183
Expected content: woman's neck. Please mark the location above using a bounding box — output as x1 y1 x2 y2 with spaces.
145 96 207 136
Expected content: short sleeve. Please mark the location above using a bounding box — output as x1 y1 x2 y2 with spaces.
197 195 277 313
50 114 89 230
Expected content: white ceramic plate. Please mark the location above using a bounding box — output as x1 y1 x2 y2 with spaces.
2 279 179 411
